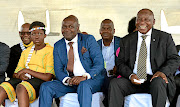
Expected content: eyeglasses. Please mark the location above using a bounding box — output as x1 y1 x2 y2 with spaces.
20 32 31 35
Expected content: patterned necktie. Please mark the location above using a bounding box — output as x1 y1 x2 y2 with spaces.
66 42 74 77
137 35 147 80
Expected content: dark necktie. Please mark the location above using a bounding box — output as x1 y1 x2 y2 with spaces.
137 35 147 80
66 42 74 77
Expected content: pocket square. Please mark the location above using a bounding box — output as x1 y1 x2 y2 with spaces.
81 46 87 54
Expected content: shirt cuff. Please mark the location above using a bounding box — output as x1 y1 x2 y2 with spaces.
62 77 71 85
129 73 135 80
84 73 91 79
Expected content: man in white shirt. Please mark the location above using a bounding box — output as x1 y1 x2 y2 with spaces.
39 15 106 107
108 8 180 107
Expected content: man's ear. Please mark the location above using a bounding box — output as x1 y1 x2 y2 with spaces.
153 19 155 25
113 29 115 35
44 34 47 38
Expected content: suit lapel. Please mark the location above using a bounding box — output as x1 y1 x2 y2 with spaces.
130 32 138 68
78 33 83 58
78 33 89 72
114 36 119 54
60 38 68 65
99 39 102 50
150 29 159 70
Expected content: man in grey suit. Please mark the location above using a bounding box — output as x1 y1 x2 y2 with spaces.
109 8 180 107
0 42 10 83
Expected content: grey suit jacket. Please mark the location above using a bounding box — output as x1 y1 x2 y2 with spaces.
117 28 180 101
0 42 10 83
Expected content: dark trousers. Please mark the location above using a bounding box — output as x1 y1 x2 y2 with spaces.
101 76 116 107
108 76 168 107
170 74 180 107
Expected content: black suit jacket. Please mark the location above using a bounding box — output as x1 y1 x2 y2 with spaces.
117 28 180 101
6 44 22 78
0 42 10 83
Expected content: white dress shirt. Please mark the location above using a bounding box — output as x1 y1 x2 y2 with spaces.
102 37 115 77
133 29 153 76
62 35 91 85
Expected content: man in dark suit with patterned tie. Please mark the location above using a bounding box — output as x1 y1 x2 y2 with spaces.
39 15 106 107
108 8 180 107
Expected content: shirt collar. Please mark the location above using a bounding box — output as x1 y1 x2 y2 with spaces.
138 28 152 37
65 34 78 45
102 36 114 47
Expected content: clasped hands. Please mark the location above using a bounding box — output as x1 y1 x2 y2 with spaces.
131 71 168 85
14 68 30 80
67 76 87 86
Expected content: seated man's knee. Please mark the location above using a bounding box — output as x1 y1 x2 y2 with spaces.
110 78 127 89
109 78 118 86
150 77 167 89
78 81 90 88
40 82 52 93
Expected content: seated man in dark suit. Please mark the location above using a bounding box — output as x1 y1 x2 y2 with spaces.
170 45 180 107
0 42 10 83
97 19 120 107
108 8 180 107
6 23 33 78
39 15 106 107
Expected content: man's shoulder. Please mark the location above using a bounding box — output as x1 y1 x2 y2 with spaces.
97 39 102 42
78 33 96 43
0 42 9 48
79 33 94 39
153 28 171 36
122 31 137 40
10 43 21 53
114 36 121 41
11 43 20 49
54 38 65 47
97 39 102 45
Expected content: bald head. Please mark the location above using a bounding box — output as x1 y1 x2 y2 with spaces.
101 19 114 29
63 15 79 25
20 23 30 32
19 23 31 45
137 8 154 19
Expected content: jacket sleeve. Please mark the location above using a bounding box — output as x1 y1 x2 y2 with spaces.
0 43 10 75
159 34 180 76
85 35 105 79
116 38 133 79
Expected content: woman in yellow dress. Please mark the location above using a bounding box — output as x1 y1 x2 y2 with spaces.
0 21 54 107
